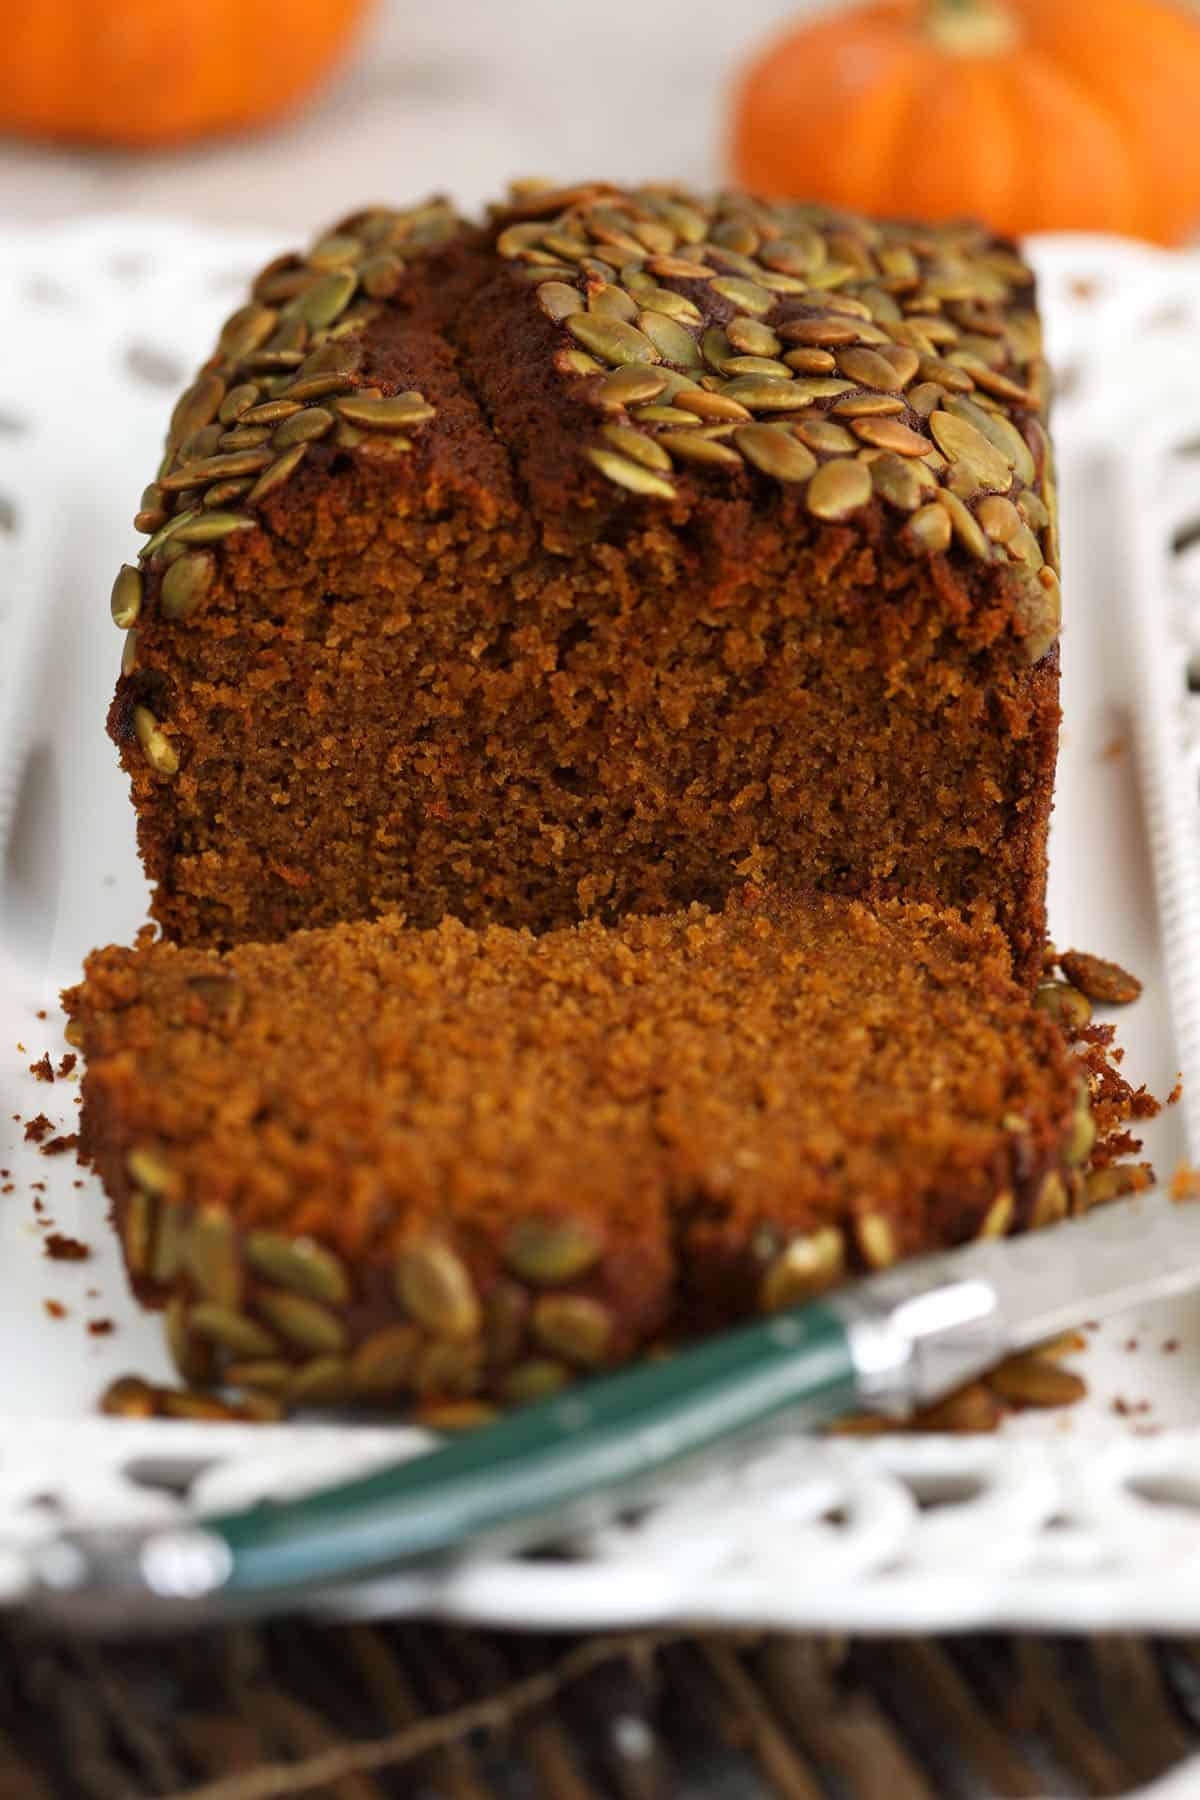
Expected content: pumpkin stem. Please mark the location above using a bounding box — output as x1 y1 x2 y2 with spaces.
924 0 1019 55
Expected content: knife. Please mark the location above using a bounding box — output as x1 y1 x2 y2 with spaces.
29 1183 1200 1623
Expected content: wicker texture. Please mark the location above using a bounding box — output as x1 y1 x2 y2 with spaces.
3 1621 1200 1798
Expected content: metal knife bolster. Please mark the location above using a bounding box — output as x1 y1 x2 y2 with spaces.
832 1270 1008 1417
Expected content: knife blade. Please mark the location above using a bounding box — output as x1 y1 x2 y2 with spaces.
30 1183 1200 1623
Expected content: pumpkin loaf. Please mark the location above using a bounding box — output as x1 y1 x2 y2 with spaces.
109 182 1060 986
64 889 1086 1411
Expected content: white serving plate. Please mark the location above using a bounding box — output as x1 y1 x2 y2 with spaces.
3 218 1200 1631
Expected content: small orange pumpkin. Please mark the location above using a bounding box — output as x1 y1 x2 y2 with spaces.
2 0 372 147
731 0 1200 244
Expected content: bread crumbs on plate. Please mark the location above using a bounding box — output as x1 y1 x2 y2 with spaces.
43 1301 66 1320
28 1053 53 1083
43 1234 89 1262
22 1115 52 1143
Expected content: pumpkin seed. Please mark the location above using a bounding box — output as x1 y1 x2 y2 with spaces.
855 1214 898 1269
396 1242 480 1339
190 1304 279 1358
123 1190 153 1276
532 1295 613 1366
100 1377 158 1419
977 494 1021 543
290 1356 351 1405
159 551 214 622
227 1353 298 1396
600 424 672 472
587 447 676 500
246 1232 349 1304
852 416 932 461
1083 1164 1152 1209
709 276 775 315
120 630 139 678
217 425 271 452
657 430 742 469
835 345 907 391
246 444 309 504
144 1197 181 1286
185 1208 241 1306
735 424 817 484
1059 951 1141 1005
286 269 356 330
869 453 924 511
287 371 356 403
168 375 229 456
502 1359 572 1405
171 512 255 546
1065 1097 1097 1167
632 406 697 428
595 366 668 408
638 287 703 325
759 1227 845 1312
133 706 179 777
349 1324 422 1395
930 411 1013 491
907 382 947 418
806 458 872 520
165 1298 214 1386
537 280 584 323
988 1356 1085 1409
638 311 702 367
977 1192 1013 1240
219 383 261 424
589 285 639 323
335 391 436 429
269 407 333 450
256 1288 347 1353
830 393 906 419
783 348 837 375
505 1217 603 1285
110 564 142 630
219 304 278 362
360 253 404 298
723 355 793 379
719 321 775 362
1014 566 1061 663
411 1336 483 1398
125 1146 180 1201
901 503 952 555
1032 1170 1068 1229
566 314 658 367
308 232 361 270
936 489 991 560
779 316 859 347
558 348 604 377
720 375 808 413
670 390 749 424
794 418 856 455
1034 978 1091 1030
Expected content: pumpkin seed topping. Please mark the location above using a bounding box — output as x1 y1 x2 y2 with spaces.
133 707 179 777
735 424 817 483
246 1232 349 1304
806 458 872 520
396 1242 481 1339
110 564 142 630
532 1295 613 1366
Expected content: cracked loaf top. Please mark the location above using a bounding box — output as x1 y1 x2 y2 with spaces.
109 179 1061 747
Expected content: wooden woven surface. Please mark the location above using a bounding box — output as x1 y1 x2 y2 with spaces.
2 1622 1199 1799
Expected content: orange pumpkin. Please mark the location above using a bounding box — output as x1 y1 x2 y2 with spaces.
731 0 1200 244
2 0 372 147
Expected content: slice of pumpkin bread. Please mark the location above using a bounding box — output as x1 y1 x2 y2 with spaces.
64 887 1083 1411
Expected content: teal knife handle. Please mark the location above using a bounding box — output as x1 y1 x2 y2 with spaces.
214 1299 858 1594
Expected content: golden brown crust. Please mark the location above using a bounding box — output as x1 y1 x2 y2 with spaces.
64 889 1083 1411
